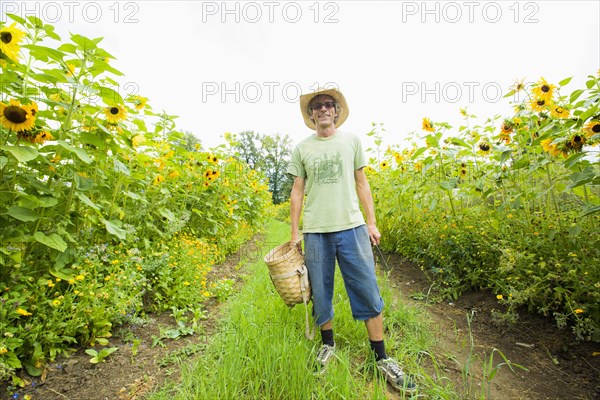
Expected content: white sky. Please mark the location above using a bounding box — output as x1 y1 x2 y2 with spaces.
2 1 599 150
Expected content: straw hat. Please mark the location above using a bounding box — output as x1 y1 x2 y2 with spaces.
299 87 349 130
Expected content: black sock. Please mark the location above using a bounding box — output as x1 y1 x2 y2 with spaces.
321 328 334 347
370 339 387 361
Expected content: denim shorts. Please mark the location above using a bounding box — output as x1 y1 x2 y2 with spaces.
303 225 384 326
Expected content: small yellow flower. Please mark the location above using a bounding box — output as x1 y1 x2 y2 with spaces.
574 308 584 314
153 174 165 185
496 294 503 300
0 347 8 355
422 117 434 132
16 308 32 316
183 281 190 286
52 299 61 306
75 274 85 281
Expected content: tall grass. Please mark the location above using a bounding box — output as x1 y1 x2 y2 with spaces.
148 221 480 399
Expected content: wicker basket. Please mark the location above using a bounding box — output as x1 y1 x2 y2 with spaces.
264 241 311 308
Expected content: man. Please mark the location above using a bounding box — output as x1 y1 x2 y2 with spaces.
287 87 416 394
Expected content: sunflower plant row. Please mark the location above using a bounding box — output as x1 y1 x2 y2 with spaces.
0 16 271 384
368 75 600 342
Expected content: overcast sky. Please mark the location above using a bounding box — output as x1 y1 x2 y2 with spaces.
2 1 599 150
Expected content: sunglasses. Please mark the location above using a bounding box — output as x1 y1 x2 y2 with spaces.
310 101 336 111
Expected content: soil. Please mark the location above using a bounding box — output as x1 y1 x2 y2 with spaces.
2 237 599 400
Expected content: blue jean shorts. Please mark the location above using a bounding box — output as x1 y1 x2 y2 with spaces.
303 225 384 326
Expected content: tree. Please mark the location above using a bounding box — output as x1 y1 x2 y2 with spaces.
227 131 293 204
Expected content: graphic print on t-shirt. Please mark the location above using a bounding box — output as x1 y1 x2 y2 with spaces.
310 151 343 185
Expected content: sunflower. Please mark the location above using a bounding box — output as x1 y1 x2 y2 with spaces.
0 99 36 131
132 134 145 147
0 23 26 62
528 98 547 112
459 167 467 178
478 140 491 155
422 117 434 132
380 160 389 170
583 120 600 138
500 120 514 135
207 154 218 164
532 77 556 101
104 105 127 124
153 174 165 185
510 79 526 92
540 138 568 158
565 134 586 152
65 63 76 77
33 131 54 144
393 152 403 164
549 104 569 119
414 161 423 172
131 95 147 110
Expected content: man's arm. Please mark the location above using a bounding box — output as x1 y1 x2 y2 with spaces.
355 168 381 245
290 175 305 243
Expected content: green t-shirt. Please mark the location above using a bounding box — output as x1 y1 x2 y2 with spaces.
287 130 367 233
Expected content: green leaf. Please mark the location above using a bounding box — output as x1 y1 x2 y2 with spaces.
0 156 8 169
159 208 176 222
103 219 127 240
75 192 101 211
57 140 93 163
70 34 97 51
33 232 67 252
7 13 26 24
100 86 124 106
411 147 426 160
0 145 38 162
586 78 596 89
558 77 572 87
114 159 130 175
57 43 78 53
22 44 65 63
580 205 600 218
49 264 75 281
570 89 584 103
7 206 39 222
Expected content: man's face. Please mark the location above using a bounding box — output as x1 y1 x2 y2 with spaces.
310 95 337 128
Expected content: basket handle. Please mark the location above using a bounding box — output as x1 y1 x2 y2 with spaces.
291 235 304 256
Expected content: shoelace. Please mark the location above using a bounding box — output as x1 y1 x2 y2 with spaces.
383 359 405 379
317 345 332 361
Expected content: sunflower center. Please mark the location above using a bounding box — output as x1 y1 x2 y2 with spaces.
541 85 550 93
555 107 563 113
537 100 545 106
480 143 490 151
4 105 27 123
1 32 12 44
592 124 600 133
573 135 582 143
109 107 119 115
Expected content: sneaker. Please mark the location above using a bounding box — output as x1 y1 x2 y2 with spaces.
376 357 417 394
313 344 335 375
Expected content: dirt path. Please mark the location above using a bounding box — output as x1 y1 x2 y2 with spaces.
383 251 600 400
2 237 598 399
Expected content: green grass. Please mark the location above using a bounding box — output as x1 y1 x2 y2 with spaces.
148 220 463 399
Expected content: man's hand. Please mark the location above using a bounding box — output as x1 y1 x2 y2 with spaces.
367 224 381 246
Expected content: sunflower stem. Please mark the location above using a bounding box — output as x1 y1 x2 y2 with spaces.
545 164 565 237
20 26 41 97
